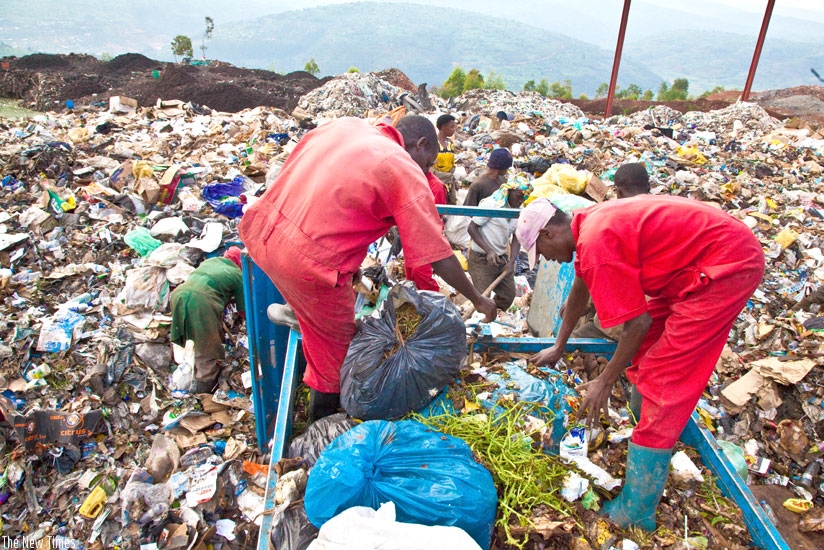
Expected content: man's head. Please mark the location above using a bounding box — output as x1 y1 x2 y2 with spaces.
487 148 513 172
614 162 650 199
396 115 439 174
436 114 457 136
507 188 526 209
516 198 575 268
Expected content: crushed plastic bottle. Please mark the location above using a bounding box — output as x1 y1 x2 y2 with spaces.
760 500 779 525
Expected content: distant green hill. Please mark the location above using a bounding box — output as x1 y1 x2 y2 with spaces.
628 30 824 93
207 2 664 97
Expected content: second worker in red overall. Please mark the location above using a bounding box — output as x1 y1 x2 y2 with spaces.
516 195 765 531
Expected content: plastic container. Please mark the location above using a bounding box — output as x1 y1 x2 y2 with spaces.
760 500 779 525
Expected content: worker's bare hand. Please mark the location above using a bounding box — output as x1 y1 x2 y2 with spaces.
505 257 517 274
574 377 613 431
474 296 497 323
530 344 564 367
491 254 507 267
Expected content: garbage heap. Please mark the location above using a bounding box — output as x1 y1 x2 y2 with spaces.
0 68 822 549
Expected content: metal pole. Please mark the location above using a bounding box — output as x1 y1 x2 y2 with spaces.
741 0 776 102
605 0 632 118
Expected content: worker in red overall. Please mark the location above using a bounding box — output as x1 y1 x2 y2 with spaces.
239 116 496 422
516 195 765 531
404 171 447 292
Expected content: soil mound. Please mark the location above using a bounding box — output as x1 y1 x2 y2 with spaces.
1 52 822 123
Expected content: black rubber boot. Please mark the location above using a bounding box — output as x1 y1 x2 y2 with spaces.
309 389 341 423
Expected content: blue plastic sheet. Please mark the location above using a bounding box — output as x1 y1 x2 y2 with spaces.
201 177 246 218
481 360 577 452
304 420 497 549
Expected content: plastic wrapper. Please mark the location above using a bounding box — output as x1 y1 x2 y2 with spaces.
304 420 497 549
307 502 481 550
340 284 466 420
482 360 577 450
124 227 162 257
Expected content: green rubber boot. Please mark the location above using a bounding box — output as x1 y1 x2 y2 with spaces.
601 442 672 531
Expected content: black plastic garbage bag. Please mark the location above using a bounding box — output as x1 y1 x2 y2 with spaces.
270 502 319 550
287 413 357 468
341 284 466 420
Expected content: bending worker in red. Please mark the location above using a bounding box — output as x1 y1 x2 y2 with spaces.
516 196 764 531
239 115 496 422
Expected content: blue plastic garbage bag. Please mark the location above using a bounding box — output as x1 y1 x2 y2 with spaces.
481 360 577 452
341 284 466 420
304 420 497 549
201 177 246 219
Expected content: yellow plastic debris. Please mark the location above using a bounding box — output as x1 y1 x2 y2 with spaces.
783 498 814 513
774 227 799 249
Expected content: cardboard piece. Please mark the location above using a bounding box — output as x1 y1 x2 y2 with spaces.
721 368 783 410
752 356 816 385
209 410 234 428
156 99 186 117
585 174 609 203
8 409 104 450
171 430 208 449
109 95 138 114
109 160 134 192
158 165 182 205
199 394 228 413
134 177 161 204
178 413 216 435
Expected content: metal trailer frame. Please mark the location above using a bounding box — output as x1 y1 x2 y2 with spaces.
242 204 790 549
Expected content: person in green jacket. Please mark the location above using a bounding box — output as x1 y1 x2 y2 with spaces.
171 247 245 392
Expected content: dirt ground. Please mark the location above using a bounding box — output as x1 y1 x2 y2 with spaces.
0 53 330 113
1 52 822 124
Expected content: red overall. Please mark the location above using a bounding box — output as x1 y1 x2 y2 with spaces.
239 118 453 393
405 171 447 292
572 196 765 449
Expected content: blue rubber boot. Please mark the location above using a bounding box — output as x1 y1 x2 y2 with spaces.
601 442 672 531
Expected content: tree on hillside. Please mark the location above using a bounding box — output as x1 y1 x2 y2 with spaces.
548 79 573 99
200 16 214 60
523 80 536 92
535 79 549 97
658 78 689 101
348 67 360 73
304 58 320 76
642 89 653 101
463 69 485 92
595 82 609 99
700 85 725 98
171 35 193 62
616 83 643 100
439 67 466 98
485 71 506 90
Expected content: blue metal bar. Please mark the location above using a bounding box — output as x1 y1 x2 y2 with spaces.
257 330 303 550
436 204 521 219
681 412 790 550
477 336 618 356
242 253 290 452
